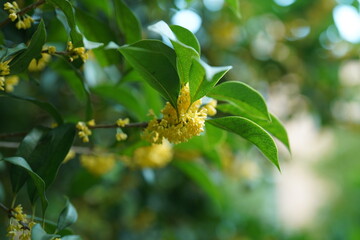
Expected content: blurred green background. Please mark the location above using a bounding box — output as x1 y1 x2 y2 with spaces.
1 0 360 239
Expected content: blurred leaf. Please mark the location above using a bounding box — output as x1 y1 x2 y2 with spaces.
208 81 270 120
0 92 64 125
170 25 201 54
62 236 82 240
226 0 241 18
92 84 147 120
57 198 78 231
31 224 59 240
0 43 26 60
118 40 180 108
218 104 291 152
174 161 223 207
48 0 83 46
189 58 232 102
2 157 48 214
9 20 46 74
114 0 141 44
207 117 280 170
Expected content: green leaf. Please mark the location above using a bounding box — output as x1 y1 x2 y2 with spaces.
57 198 78 231
207 116 280 170
217 104 291 152
9 20 46 74
92 84 148 121
226 0 241 18
11 128 48 193
48 0 83 46
174 161 223 208
149 21 200 84
208 81 270 120
0 92 64 125
114 0 141 44
31 224 59 240
189 58 232 102
0 43 27 60
2 157 48 214
118 40 180 107
170 25 201 54
62 236 82 240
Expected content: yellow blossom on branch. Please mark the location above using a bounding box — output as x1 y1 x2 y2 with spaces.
116 118 129 127
67 41 88 62
3 1 34 30
7 204 36 240
131 141 173 168
0 60 11 91
80 154 116 176
76 121 93 143
4 75 19 92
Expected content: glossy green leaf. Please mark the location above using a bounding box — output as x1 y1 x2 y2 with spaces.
62 236 82 240
48 0 83 46
114 0 141 44
0 92 63 125
57 198 78 231
2 157 48 214
207 116 280 170
31 224 59 240
170 25 201 54
9 20 46 74
149 21 200 84
118 40 180 107
208 81 270 120
217 103 291 152
174 161 223 207
189 58 232 102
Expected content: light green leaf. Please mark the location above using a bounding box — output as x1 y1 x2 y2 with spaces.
57 198 78 231
114 0 141 44
226 0 241 18
217 104 291 152
31 224 59 240
9 20 46 74
118 40 180 108
48 0 83 46
149 21 200 84
207 116 280 170
62 236 82 240
2 157 48 214
189 58 232 102
170 25 200 54
208 81 270 120
0 92 64 125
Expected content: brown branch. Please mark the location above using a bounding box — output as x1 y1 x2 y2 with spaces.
88 122 149 129
0 0 46 29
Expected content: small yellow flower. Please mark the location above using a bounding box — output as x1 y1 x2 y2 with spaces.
47 46 57 55
5 75 19 92
4 2 34 30
0 77 5 91
0 60 10 76
9 12 17 21
143 83 208 144
116 118 129 127
67 41 88 62
87 119 96 126
80 154 116 176
7 204 35 240
63 150 76 163
116 132 127 141
130 141 173 168
203 99 217 116
76 121 92 143
28 53 51 72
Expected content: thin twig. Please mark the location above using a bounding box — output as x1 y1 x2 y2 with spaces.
0 202 9 214
88 122 149 129
0 132 27 139
0 0 46 29
1 202 31 230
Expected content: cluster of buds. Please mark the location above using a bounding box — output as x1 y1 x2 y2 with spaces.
66 41 88 62
0 60 11 91
76 119 95 143
203 99 217 116
115 118 129 141
7 205 36 240
4 1 34 30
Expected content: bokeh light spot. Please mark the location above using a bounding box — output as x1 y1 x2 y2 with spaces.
171 10 202 33
333 5 360 43
274 0 296 7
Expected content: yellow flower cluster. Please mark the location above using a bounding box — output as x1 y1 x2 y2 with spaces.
116 118 129 141
143 83 217 144
7 205 35 240
3 76 19 92
28 46 56 72
4 1 34 30
80 154 116 176
123 141 173 168
67 41 88 62
0 60 11 91
76 120 95 143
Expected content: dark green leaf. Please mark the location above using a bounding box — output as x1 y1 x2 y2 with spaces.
0 92 64 125
31 224 59 240
0 43 27 60
174 161 223 207
9 20 46 74
217 104 291 152
48 0 83 46
57 198 78 231
207 116 280 170
114 0 141 44
2 157 48 214
208 81 270 120
118 40 180 107
189 58 232 102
